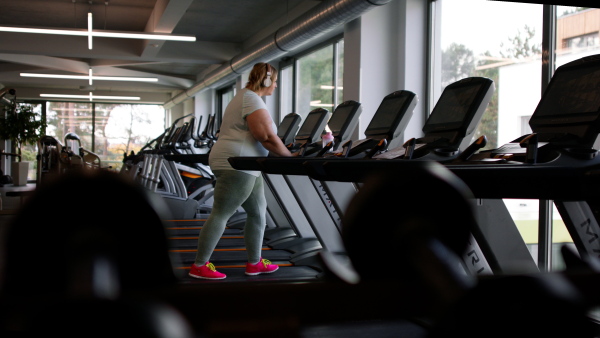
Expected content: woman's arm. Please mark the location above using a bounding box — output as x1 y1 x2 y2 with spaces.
247 109 293 157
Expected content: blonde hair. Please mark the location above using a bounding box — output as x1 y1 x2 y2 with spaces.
246 63 278 92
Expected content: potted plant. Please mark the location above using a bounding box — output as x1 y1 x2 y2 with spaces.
0 103 47 185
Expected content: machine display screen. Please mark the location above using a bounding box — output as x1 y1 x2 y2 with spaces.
278 114 298 138
297 110 327 139
329 104 358 135
532 64 600 119
366 93 410 132
425 83 482 126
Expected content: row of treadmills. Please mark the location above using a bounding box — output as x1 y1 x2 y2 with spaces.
229 53 600 279
146 53 600 336
225 53 600 336
3 54 600 337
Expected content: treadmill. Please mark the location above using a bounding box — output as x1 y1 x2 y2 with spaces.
315 54 600 274
230 91 417 225
301 77 514 277
230 92 417 268
225 112 303 229
446 53 600 269
254 108 333 269
231 103 366 268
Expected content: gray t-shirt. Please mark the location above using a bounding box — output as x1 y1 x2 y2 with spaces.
208 88 276 176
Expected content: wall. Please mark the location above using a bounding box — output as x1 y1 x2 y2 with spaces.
343 0 429 149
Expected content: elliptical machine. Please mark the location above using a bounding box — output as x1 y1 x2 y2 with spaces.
36 133 104 185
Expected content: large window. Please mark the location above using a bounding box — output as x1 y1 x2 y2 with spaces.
436 0 543 151
279 64 295 120
13 102 44 181
216 84 236 132
44 102 165 172
279 36 344 123
433 2 600 271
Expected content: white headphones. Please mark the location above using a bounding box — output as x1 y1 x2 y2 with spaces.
262 63 272 87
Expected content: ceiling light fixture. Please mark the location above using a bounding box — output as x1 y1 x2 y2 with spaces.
88 12 93 49
40 92 141 101
0 12 195 50
21 72 159 83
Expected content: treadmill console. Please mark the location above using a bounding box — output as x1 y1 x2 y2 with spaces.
472 54 600 164
278 112 302 146
348 90 417 157
528 54 600 148
376 77 494 160
327 100 363 150
364 90 417 141
420 76 495 150
292 108 331 154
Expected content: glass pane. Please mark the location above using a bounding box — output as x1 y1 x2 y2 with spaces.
502 199 539 261
221 89 235 115
45 102 165 172
438 0 544 268
46 101 94 150
552 209 574 271
96 104 165 171
336 39 344 105
297 44 334 117
439 0 543 151
279 65 295 121
18 103 43 182
550 6 600 268
217 87 235 133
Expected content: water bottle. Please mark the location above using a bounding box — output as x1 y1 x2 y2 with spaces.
322 131 334 152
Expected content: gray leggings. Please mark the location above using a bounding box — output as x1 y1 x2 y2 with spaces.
194 169 267 265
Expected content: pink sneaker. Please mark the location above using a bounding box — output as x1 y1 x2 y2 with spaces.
189 262 226 280
245 258 279 276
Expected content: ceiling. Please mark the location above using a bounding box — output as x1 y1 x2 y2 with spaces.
0 0 317 104
6 0 594 106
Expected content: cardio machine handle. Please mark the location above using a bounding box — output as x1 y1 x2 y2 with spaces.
458 135 488 161
403 138 417 160
520 133 538 164
366 139 388 158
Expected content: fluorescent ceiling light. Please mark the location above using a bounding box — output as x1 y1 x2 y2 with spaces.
310 100 334 107
320 85 343 90
0 11 195 51
0 26 196 41
21 73 158 82
88 12 93 49
40 92 140 101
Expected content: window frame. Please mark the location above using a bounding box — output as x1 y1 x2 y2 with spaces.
278 34 344 122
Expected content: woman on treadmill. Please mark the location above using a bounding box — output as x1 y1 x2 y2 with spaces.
189 62 294 279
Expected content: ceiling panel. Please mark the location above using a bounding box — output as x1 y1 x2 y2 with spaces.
0 0 313 103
